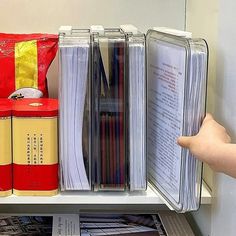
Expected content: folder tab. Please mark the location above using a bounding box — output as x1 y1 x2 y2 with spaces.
120 24 138 34
90 25 105 35
153 27 192 38
59 26 73 35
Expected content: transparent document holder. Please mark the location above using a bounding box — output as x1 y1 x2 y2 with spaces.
59 29 91 191
146 29 208 212
92 28 147 191
59 26 147 192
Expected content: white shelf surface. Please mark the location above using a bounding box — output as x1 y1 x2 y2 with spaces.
0 182 211 205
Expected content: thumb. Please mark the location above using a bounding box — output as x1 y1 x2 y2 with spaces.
177 136 193 148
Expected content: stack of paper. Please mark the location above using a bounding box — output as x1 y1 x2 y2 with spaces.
181 41 208 211
59 37 91 190
128 40 146 191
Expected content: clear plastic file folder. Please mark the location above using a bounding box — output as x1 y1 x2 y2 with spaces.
146 29 208 212
59 28 91 191
92 29 127 191
125 30 146 191
59 26 208 212
92 28 146 191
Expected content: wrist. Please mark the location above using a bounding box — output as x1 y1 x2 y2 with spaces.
208 143 236 177
204 142 228 172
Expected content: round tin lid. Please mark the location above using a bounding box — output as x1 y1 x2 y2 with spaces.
12 98 58 117
0 99 12 117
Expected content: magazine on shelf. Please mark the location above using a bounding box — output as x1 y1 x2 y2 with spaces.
0 214 80 236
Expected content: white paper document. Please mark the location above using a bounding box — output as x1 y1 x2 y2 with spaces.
52 214 80 236
59 41 91 191
129 42 146 191
147 39 186 204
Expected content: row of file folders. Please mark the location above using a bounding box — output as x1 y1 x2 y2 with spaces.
59 25 208 212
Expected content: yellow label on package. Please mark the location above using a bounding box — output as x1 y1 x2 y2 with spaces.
0 117 11 165
13 117 58 165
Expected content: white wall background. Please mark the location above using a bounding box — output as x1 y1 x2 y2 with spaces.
0 0 186 33
186 0 218 191
187 0 236 235
0 0 185 97
211 0 236 234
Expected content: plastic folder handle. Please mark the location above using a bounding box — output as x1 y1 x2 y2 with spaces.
153 27 192 38
59 26 73 35
120 24 138 34
90 25 105 35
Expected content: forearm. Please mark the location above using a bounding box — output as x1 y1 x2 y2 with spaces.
207 143 236 178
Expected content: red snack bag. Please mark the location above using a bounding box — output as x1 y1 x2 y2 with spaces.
0 33 58 98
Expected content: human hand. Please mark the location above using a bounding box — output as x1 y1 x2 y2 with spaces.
177 113 233 174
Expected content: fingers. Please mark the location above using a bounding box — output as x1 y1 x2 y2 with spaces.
202 113 214 124
226 133 231 143
177 136 193 148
